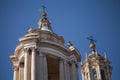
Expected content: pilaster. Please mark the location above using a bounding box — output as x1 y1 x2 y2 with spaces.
43 54 48 80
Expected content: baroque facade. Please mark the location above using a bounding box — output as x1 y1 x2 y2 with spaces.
80 39 112 80
10 9 112 80
10 10 81 80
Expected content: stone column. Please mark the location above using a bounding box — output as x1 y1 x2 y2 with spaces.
31 47 36 80
43 54 48 80
65 61 70 80
95 60 102 80
37 52 48 80
81 72 85 80
24 48 29 80
88 66 91 80
87 66 91 80
107 65 111 80
39 53 44 79
64 60 67 80
13 67 18 80
75 64 79 80
97 66 101 80
28 52 31 80
59 58 65 80
19 63 24 80
71 60 77 80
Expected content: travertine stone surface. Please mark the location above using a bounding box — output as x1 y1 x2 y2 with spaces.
10 12 81 80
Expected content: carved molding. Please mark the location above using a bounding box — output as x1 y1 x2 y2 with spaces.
24 48 29 53
58 57 64 62
70 59 76 64
37 47 68 60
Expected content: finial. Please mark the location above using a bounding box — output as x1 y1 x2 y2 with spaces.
39 5 47 17
95 50 98 56
85 52 88 59
41 5 46 13
81 60 83 65
28 28 33 33
38 5 53 31
87 36 96 51
104 52 107 59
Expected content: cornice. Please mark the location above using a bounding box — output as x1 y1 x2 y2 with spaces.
19 29 64 44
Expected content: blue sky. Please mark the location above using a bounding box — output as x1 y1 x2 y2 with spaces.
0 0 120 80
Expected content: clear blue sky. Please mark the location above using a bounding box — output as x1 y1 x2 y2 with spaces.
0 0 120 80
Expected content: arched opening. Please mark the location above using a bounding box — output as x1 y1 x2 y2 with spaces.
101 69 106 80
92 69 98 80
47 55 59 80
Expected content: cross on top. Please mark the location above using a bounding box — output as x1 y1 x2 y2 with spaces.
87 36 96 44
41 5 46 13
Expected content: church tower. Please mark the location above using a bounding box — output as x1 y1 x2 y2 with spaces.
9 8 81 80
80 37 112 80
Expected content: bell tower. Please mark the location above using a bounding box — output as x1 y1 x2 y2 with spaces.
10 7 81 80
80 37 112 80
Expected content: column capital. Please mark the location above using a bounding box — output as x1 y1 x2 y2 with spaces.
63 60 67 64
40 52 47 57
59 57 64 62
24 48 30 52
13 66 18 71
70 59 76 64
43 53 47 57
30 47 37 51
39 52 44 57
31 46 36 80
